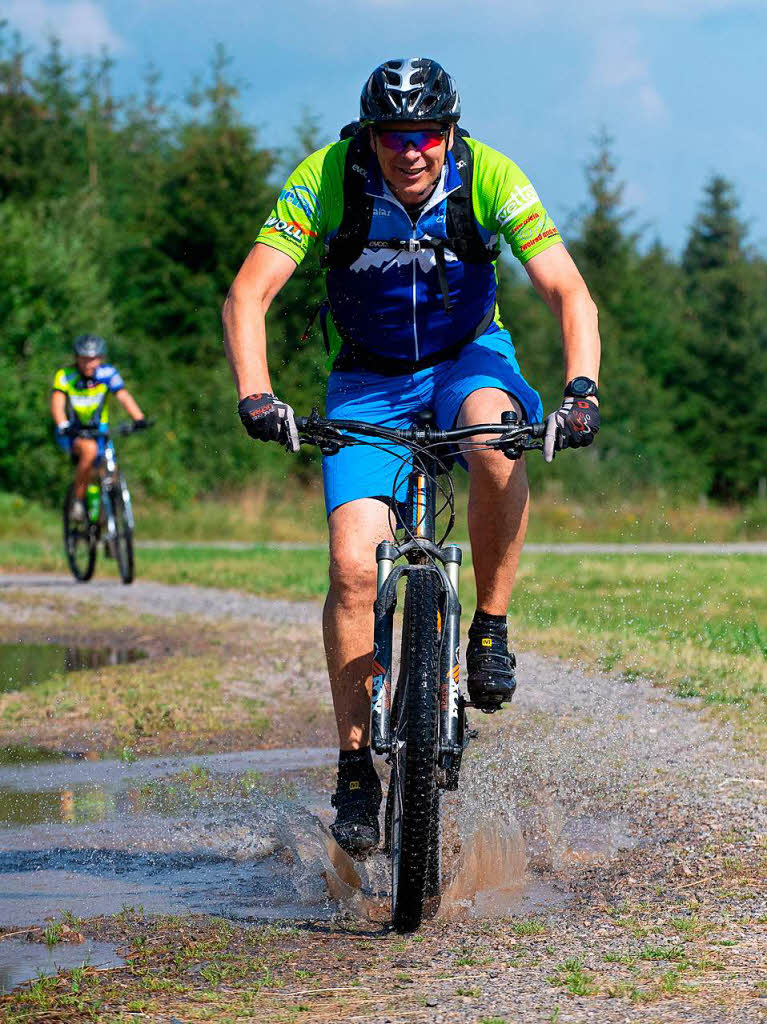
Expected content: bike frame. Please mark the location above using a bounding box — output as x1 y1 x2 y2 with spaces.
99 441 134 535
297 409 545 790
370 442 467 790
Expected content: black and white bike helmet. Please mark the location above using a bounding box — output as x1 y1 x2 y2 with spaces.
360 58 461 125
73 334 107 358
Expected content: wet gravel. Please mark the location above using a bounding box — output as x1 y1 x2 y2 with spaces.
1 572 765 1022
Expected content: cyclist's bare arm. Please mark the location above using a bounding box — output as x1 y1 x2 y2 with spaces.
115 389 145 421
222 244 298 400
51 389 67 426
524 243 601 393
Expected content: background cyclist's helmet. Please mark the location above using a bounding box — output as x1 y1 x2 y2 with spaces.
73 334 107 358
360 58 461 125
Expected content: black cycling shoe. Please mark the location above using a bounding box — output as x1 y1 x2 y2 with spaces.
329 760 382 857
466 618 517 713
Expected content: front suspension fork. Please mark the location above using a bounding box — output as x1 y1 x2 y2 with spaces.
439 545 462 758
370 542 464 762
371 541 397 754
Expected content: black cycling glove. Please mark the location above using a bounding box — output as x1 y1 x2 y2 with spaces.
237 393 299 452
543 397 600 463
132 418 148 430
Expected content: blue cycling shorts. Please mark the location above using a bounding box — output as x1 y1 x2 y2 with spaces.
322 325 543 517
55 426 108 463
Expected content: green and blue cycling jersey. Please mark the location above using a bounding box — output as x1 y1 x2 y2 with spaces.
52 364 125 453
256 136 562 366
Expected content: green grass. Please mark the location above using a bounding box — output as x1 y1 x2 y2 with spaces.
2 486 765 544
2 539 765 735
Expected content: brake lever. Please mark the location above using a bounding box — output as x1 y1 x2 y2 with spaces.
298 422 345 456
493 432 542 461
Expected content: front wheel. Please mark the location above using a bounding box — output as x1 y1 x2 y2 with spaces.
390 569 443 932
63 485 97 582
108 483 134 584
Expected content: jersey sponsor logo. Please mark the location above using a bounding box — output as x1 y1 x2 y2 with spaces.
69 393 105 409
497 183 540 227
352 163 367 176
278 185 321 221
350 246 458 273
510 211 540 235
520 227 559 252
265 216 317 245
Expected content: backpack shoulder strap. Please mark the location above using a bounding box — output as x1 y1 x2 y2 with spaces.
321 133 374 268
445 135 499 264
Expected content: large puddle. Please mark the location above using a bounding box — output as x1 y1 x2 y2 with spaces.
0 642 145 694
0 741 636 932
3 647 708 991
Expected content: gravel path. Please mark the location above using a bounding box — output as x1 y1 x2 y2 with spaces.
1 572 765 1022
0 572 322 625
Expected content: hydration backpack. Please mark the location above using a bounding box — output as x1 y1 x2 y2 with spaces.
321 124 500 313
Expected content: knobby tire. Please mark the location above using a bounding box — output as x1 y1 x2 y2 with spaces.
110 485 134 584
391 568 443 932
63 484 97 582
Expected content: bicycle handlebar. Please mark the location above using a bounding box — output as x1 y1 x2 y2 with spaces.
118 419 156 436
294 411 546 454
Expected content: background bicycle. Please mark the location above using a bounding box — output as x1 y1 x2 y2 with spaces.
63 421 152 585
298 408 553 931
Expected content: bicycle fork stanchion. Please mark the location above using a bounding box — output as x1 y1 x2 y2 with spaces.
439 545 462 780
371 541 398 754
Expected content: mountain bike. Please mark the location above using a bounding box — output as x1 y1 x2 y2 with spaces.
63 421 151 585
297 408 549 931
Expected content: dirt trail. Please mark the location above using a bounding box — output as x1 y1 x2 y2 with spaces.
0 573 765 1022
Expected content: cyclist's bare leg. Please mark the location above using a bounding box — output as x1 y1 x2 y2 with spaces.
457 387 529 615
323 497 392 750
72 438 99 502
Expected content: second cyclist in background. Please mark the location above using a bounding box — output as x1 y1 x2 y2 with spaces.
51 334 148 522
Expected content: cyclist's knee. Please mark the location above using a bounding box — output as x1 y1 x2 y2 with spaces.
73 438 99 464
328 548 377 608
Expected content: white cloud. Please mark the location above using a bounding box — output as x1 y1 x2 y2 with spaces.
1 0 127 54
589 25 669 125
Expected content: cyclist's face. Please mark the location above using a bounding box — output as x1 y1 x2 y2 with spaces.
76 355 102 378
370 121 453 207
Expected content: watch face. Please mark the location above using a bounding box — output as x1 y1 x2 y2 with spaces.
567 376 597 398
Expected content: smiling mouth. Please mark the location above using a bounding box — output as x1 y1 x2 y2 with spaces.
398 166 426 178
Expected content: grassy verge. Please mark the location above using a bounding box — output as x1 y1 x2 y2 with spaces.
0 597 336 756
2 543 765 741
2 487 765 544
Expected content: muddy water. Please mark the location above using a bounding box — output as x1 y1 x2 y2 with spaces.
0 649 721 951
0 939 124 994
0 642 145 694
0 747 345 926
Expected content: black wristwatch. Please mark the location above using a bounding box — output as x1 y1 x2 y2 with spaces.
564 376 599 400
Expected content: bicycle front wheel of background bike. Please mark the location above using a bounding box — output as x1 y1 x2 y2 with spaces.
109 486 134 584
63 485 97 582
390 569 442 932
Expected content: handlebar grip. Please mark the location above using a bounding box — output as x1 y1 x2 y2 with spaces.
530 422 546 439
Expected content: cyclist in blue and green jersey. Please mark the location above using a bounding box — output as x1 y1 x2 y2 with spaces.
224 58 601 855
51 334 147 521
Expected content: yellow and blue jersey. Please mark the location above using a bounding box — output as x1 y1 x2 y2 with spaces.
52 364 125 428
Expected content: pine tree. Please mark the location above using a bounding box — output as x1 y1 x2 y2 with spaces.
567 133 696 492
674 176 767 499
683 176 748 273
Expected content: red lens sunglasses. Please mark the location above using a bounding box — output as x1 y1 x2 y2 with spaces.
375 127 449 154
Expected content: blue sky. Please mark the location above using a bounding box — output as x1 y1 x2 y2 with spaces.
3 0 765 255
